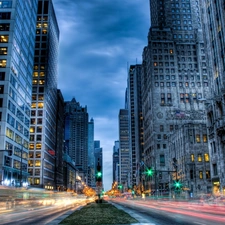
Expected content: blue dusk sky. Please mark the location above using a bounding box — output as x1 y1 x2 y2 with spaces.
53 0 150 190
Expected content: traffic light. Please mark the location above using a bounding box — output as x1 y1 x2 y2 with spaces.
172 158 177 169
118 184 123 190
146 168 153 176
96 163 102 182
174 180 182 190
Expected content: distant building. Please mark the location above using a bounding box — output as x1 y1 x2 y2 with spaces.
127 64 144 187
118 109 130 190
94 140 103 187
29 0 60 189
0 0 38 187
64 98 89 182
112 140 119 183
88 118 95 188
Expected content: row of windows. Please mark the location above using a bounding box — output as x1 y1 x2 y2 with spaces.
6 127 29 143
190 153 209 162
155 81 208 88
29 143 42 150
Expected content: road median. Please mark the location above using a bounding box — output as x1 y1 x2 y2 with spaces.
59 200 139 225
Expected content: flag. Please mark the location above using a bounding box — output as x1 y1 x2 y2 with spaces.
176 110 185 118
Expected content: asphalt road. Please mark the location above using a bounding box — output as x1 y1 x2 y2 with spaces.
0 204 81 225
110 198 225 225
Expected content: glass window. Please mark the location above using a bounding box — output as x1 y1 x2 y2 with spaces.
198 154 202 162
0 59 6 67
199 171 203 179
0 35 9 42
204 153 209 162
191 154 194 162
196 134 200 143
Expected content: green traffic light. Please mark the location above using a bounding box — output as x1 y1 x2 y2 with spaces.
97 171 102 177
174 180 182 189
146 168 153 176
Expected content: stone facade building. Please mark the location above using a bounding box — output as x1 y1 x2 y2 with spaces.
168 123 211 198
200 0 225 195
141 0 210 194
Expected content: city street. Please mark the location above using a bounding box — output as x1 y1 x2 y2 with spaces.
110 198 225 225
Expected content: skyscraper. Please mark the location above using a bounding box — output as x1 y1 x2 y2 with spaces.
29 0 59 189
141 0 209 193
201 0 225 195
0 0 38 187
118 109 130 189
112 140 119 183
127 64 144 187
88 118 95 187
64 98 89 182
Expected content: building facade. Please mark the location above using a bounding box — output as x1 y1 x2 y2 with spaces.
112 140 119 183
200 0 225 195
87 118 95 188
64 98 89 183
168 123 211 198
0 0 38 187
141 0 209 193
127 64 144 187
55 89 64 190
29 0 59 189
118 109 130 190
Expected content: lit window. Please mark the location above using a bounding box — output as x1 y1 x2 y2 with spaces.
35 160 41 167
33 72 38 77
30 127 35 133
170 49 173 54
203 134 207 142
0 59 6 67
0 35 9 43
204 153 209 162
196 134 200 143
38 103 44 108
31 103 36 108
36 143 42 149
198 154 202 162
199 171 203 179
191 154 194 162
29 144 34 150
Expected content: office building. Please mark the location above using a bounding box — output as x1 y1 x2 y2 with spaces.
200 0 225 195
141 0 209 194
64 98 89 182
127 64 144 187
0 0 38 187
94 140 103 185
118 109 130 190
112 140 119 183
88 118 95 188
29 0 59 189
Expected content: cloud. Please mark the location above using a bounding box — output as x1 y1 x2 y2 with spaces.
53 0 150 190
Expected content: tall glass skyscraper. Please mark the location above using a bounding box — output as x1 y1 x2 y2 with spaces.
0 0 38 187
28 0 59 189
